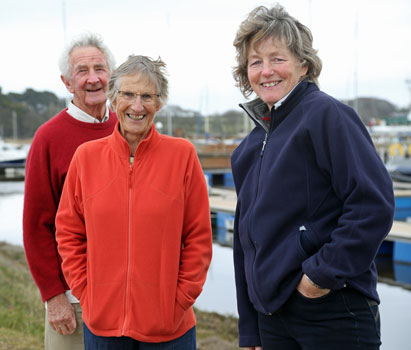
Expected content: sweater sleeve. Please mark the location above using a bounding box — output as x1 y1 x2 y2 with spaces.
175 146 213 311
55 152 88 302
23 132 67 302
302 99 395 290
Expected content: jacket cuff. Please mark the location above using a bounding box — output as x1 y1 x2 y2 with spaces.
239 334 262 348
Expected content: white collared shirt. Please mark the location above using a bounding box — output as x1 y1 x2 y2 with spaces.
45 290 79 308
67 101 110 123
273 84 298 110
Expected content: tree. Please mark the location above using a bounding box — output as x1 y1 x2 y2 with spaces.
0 87 65 139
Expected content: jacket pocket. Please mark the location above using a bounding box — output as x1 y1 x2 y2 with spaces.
164 286 189 334
297 224 319 257
367 298 381 339
87 281 125 331
295 288 333 301
171 299 186 333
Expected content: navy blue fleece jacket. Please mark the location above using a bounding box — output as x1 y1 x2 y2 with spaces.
231 81 395 347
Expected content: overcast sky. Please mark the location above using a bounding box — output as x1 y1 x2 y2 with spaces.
1 0 410 115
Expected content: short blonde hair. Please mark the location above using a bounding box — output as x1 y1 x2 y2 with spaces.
233 4 322 97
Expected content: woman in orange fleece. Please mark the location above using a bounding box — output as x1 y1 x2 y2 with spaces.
56 55 213 349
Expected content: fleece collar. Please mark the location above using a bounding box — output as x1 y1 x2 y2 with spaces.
108 121 161 161
239 80 317 132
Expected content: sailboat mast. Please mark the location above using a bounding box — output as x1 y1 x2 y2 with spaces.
353 7 359 114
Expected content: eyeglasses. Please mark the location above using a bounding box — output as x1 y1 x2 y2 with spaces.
117 90 160 104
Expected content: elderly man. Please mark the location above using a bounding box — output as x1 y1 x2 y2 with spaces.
23 33 116 350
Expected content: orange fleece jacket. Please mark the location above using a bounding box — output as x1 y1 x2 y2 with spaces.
56 122 212 342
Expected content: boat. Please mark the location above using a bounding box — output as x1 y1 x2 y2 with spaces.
0 139 27 168
386 158 411 183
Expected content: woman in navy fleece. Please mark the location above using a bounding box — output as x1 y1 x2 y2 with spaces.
231 4 395 350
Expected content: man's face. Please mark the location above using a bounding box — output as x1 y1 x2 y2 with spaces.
61 46 110 117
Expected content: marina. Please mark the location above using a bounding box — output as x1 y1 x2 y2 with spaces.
209 184 411 291
3 132 411 348
208 170 411 262
0 139 28 181
0 139 27 168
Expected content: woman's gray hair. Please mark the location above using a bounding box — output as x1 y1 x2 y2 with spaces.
107 55 169 108
59 32 115 80
233 4 322 97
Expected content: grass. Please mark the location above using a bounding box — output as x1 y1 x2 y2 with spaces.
0 242 44 347
195 309 239 349
0 241 239 349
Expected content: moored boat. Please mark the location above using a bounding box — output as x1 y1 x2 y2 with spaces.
0 139 27 168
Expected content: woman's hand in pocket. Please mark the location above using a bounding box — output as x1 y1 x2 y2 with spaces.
297 274 330 298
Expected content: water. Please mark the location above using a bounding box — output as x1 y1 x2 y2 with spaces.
2 181 411 349
0 181 24 246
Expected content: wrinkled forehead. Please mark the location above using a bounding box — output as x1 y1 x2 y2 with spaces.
69 46 108 67
117 73 156 92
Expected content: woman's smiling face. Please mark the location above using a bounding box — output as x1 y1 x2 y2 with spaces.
247 37 308 109
113 74 160 147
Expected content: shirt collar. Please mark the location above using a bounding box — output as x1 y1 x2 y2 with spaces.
67 101 110 123
273 84 298 110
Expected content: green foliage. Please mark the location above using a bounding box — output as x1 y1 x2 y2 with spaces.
0 87 65 139
0 242 44 345
8 88 62 110
0 327 43 350
0 85 402 140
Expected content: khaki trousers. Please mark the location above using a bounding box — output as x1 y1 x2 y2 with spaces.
45 303 84 350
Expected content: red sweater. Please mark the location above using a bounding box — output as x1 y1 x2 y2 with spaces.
23 109 116 302
56 123 212 342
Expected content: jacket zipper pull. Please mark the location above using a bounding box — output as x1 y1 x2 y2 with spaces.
128 165 133 188
260 133 268 157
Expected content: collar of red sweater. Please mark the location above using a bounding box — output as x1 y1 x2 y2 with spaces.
108 121 161 160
